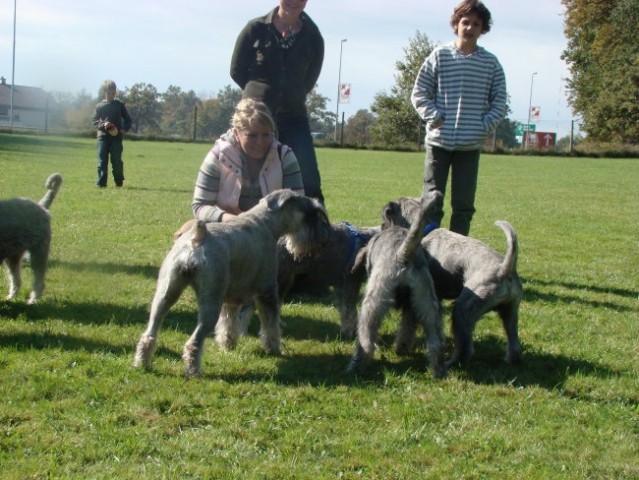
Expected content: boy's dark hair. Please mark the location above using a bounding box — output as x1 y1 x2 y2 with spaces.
451 0 492 34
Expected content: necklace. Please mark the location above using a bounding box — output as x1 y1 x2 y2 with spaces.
277 18 300 49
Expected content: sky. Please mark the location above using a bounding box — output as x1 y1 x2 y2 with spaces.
0 0 577 138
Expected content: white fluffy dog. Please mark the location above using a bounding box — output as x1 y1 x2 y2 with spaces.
0 173 63 303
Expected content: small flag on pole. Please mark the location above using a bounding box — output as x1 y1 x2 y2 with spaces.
530 106 540 122
339 83 351 103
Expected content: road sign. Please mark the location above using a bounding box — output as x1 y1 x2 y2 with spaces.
524 131 556 150
515 123 536 135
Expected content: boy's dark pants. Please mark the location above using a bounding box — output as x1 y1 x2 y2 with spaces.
96 136 124 187
422 145 480 236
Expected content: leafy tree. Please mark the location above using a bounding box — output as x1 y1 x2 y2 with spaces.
196 97 223 141
216 85 242 126
306 86 334 136
494 100 518 148
562 0 639 143
343 109 377 146
49 89 94 131
160 85 200 139
370 31 435 147
121 83 161 134
195 85 242 140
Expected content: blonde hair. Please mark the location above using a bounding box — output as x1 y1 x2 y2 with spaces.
100 79 117 96
231 98 276 134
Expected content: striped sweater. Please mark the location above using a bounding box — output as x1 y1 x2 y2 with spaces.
412 42 507 151
192 130 304 222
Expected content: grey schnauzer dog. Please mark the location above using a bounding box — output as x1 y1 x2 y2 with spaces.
0 173 63 304
383 196 523 367
277 221 380 339
347 191 446 379
134 189 330 377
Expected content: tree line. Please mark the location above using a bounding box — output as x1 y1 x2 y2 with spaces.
48 29 518 150
50 0 633 150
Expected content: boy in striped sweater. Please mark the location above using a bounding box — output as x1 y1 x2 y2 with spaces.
411 0 507 235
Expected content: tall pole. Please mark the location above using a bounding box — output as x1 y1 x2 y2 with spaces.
334 38 347 142
525 71 537 149
10 0 17 128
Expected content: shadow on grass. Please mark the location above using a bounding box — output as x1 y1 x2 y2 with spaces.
122 186 193 194
0 134 88 153
49 259 159 280
0 297 193 330
449 335 637 405
2 294 631 404
522 275 637 312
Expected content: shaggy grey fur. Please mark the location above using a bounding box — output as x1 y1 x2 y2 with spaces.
0 173 63 303
134 189 331 377
175 219 379 340
277 221 380 339
347 191 446 379
383 196 523 367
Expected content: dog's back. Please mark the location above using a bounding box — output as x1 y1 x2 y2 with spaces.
0 173 62 303
0 198 52 261
422 220 518 298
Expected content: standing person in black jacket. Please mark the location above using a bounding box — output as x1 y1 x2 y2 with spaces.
230 0 325 203
91 80 132 188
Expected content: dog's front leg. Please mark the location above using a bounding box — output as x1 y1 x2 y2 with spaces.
254 288 281 355
336 274 363 340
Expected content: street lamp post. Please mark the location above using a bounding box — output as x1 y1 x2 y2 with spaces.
334 38 347 142
525 71 537 149
10 0 17 128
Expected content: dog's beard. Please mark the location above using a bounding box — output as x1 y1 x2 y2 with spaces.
284 221 331 260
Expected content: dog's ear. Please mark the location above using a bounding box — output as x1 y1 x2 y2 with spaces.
381 201 401 229
351 245 368 274
265 188 297 210
315 203 330 226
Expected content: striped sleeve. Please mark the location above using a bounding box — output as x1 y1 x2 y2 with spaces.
280 146 305 195
411 52 441 122
192 149 226 222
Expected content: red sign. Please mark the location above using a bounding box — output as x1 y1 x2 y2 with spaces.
339 83 351 103
524 131 556 150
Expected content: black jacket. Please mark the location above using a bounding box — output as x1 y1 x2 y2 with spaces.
230 8 324 117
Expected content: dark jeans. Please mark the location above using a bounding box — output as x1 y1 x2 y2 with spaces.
276 113 324 203
422 145 480 236
96 136 124 186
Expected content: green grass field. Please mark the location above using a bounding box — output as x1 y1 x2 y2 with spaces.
0 133 637 479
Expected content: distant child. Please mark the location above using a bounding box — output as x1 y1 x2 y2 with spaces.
91 80 132 188
411 0 507 235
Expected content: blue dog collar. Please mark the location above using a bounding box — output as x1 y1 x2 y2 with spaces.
422 222 439 236
342 222 373 263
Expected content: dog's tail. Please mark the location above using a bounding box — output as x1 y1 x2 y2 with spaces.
188 220 208 250
495 220 518 276
38 173 63 210
397 190 443 263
